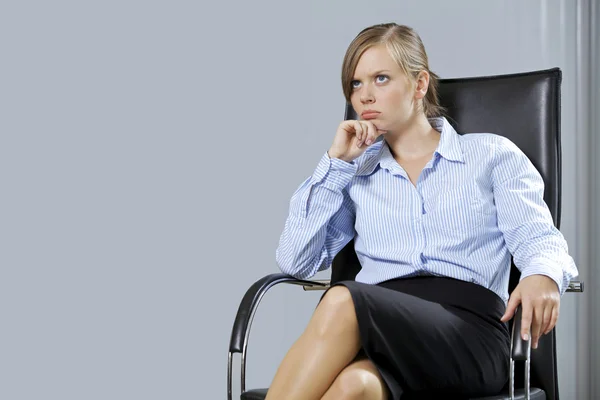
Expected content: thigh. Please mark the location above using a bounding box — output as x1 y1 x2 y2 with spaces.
308 285 360 338
321 352 390 400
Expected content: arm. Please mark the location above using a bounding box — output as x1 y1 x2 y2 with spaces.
494 137 579 348
492 137 578 294
276 152 357 280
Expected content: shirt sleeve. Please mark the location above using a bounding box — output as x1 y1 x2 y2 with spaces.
275 152 357 279
492 137 578 295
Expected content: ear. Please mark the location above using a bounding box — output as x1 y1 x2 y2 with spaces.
414 70 430 100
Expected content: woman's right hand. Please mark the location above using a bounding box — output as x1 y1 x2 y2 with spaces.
328 120 386 163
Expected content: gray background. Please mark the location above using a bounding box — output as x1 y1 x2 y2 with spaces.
1 0 598 399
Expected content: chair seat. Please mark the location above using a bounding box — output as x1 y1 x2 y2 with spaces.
240 387 545 400
240 389 267 400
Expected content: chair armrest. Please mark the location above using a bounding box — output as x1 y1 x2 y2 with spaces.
511 306 530 361
229 273 329 354
227 273 330 398
566 280 583 292
509 306 531 399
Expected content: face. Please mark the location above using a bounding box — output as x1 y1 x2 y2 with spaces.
350 44 427 133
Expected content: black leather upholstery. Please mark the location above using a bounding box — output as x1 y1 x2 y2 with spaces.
229 68 563 400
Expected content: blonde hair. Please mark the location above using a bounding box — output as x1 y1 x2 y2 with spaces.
341 23 444 118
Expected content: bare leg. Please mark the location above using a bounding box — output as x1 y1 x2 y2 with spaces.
265 286 362 400
321 355 390 400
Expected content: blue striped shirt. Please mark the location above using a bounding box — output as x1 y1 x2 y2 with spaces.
276 117 578 302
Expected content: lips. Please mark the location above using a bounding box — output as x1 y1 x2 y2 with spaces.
361 111 380 120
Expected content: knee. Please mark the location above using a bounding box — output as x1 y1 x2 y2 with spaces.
321 285 354 309
332 368 381 399
310 285 357 338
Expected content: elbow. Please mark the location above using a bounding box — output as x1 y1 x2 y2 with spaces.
276 247 304 277
275 250 296 276
275 246 320 279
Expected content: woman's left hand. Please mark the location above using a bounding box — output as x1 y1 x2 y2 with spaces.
500 274 561 349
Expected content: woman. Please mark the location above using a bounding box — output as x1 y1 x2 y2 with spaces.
267 23 578 400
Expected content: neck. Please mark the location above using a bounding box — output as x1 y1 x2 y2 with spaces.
383 114 440 161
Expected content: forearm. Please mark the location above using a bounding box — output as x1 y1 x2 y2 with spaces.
276 153 357 279
504 220 577 295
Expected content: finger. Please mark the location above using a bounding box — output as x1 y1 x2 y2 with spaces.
531 305 544 348
365 121 376 145
354 121 363 143
545 305 560 334
541 304 552 335
501 293 520 322
351 121 363 147
342 120 358 135
520 301 533 342
372 122 387 135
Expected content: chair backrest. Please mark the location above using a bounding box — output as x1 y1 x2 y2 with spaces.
331 68 562 399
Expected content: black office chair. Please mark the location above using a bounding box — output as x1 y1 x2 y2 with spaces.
228 68 584 400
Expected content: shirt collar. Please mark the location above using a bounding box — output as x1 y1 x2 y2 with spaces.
355 116 464 176
430 116 464 163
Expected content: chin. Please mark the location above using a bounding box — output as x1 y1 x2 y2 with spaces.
373 122 387 131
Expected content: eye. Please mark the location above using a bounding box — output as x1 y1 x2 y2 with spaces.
376 75 389 83
351 80 361 89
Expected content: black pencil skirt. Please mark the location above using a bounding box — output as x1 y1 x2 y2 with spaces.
322 276 510 399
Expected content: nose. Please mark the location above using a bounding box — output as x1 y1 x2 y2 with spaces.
360 83 375 104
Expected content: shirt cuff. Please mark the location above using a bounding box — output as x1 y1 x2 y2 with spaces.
518 259 565 294
311 152 358 189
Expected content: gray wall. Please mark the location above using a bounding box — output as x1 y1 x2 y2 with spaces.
1 1 595 399
590 0 600 396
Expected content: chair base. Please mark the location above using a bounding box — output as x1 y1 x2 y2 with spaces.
240 387 545 400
